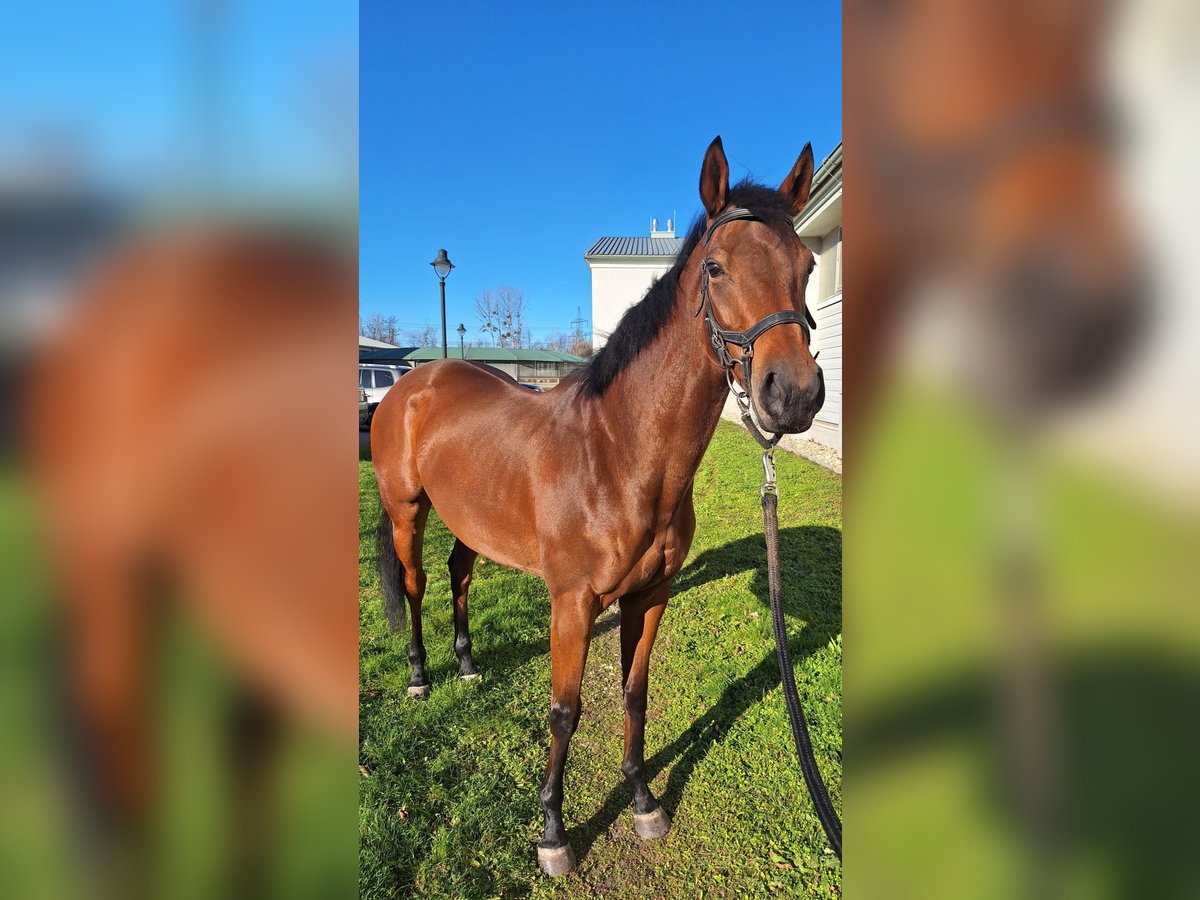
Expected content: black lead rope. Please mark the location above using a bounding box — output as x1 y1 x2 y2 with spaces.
699 206 842 859
762 453 842 861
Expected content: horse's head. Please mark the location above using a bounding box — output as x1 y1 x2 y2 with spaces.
965 116 1145 408
696 137 825 434
854 0 1146 409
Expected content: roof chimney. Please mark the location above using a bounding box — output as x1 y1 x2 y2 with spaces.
649 215 675 239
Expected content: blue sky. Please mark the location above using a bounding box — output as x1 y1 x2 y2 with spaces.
360 1 842 343
1 1 355 199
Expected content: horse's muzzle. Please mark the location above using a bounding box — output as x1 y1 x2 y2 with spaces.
755 364 825 434
1001 247 1147 408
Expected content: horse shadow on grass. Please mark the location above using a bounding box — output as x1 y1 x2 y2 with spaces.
570 524 842 863
852 649 1200 895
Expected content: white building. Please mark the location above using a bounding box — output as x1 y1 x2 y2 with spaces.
583 143 843 458
583 217 682 346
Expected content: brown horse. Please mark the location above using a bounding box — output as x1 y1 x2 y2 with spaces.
846 0 1145 423
371 137 825 876
26 227 358 892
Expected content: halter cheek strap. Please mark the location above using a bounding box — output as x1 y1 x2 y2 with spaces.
695 207 817 449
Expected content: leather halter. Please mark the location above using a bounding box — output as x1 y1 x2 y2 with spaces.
869 95 1115 208
695 207 817 448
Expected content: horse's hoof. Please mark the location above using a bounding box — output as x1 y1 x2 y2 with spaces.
407 684 431 700
537 843 576 877
460 672 481 682
633 807 671 840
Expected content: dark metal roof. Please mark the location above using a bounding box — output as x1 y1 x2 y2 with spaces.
583 236 685 258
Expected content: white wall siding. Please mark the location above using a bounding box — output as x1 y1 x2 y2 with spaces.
589 259 673 346
809 290 842 453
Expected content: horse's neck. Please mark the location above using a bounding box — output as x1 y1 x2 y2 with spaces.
598 262 729 491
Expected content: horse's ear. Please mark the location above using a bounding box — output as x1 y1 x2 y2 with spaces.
780 143 815 216
699 136 729 218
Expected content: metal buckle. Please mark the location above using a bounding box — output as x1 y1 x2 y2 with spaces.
761 448 778 496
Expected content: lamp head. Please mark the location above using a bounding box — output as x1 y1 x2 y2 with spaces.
430 249 454 280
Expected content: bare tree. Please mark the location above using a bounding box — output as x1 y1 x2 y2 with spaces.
475 286 527 347
401 322 439 347
535 329 573 353
533 326 592 358
502 288 527 349
361 313 399 345
475 289 502 347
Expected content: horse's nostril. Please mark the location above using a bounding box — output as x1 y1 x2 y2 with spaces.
755 369 772 400
761 369 788 407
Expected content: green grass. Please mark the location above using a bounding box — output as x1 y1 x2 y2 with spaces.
848 387 1200 899
358 421 843 898
0 462 356 899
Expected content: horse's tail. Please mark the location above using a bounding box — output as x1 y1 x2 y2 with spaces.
376 500 406 634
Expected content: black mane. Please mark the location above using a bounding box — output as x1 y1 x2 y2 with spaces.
580 180 798 397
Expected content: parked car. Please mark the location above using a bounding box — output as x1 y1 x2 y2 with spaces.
519 382 543 392
359 364 412 422
359 387 370 429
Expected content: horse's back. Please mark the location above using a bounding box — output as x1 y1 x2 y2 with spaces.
371 358 549 460
370 359 557 573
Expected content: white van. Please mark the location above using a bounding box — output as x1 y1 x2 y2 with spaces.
359 364 412 421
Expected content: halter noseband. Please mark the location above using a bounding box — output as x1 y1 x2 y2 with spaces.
695 207 817 448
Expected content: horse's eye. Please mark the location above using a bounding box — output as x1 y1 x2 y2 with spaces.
807 259 816 275
705 261 724 278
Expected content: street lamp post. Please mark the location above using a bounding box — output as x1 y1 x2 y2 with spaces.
456 322 466 359
430 249 454 358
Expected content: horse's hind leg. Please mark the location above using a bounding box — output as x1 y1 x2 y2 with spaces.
226 684 283 897
383 493 433 699
58 544 156 895
65 551 153 826
448 540 480 679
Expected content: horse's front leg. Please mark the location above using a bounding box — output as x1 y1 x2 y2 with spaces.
619 580 672 839
537 590 597 877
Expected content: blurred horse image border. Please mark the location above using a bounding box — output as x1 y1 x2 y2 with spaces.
26 226 359 894
847 0 1144 423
